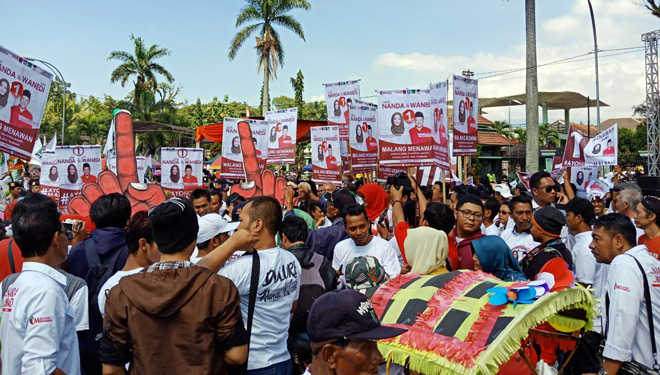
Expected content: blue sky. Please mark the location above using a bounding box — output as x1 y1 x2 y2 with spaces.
3 0 656 126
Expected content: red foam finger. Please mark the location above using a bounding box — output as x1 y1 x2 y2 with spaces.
261 169 275 198
79 183 105 206
68 196 92 217
97 171 122 195
114 111 139 192
125 184 166 212
274 177 287 204
237 121 261 187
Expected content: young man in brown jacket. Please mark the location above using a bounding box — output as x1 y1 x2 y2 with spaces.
100 198 251 375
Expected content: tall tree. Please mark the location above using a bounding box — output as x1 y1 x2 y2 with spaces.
228 0 311 115
525 0 539 172
108 34 174 109
492 120 510 135
538 123 560 147
644 0 660 18
290 69 305 110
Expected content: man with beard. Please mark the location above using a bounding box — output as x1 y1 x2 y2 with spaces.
501 195 540 262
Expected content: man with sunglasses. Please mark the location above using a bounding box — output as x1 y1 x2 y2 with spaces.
530 172 558 211
304 289 407 375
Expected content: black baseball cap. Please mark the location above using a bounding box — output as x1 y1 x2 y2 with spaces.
307 289 407 342
323 189 356 213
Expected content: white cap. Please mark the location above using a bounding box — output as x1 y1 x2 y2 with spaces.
197 213 240 243
494 184 513 199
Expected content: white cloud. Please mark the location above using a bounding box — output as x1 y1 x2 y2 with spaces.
371 0 657 126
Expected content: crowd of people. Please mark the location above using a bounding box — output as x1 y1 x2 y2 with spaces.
0 167 659 375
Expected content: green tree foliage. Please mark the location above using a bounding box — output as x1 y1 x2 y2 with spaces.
618 124 648 156
108 34 174 109
228 0 311 114
492 120 510 135
291 70 304 109
538 123 560 148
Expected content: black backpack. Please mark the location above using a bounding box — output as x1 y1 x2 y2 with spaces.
78 238 125 375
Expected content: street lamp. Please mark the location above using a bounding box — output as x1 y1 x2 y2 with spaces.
24 57 66 145
587 0 601 134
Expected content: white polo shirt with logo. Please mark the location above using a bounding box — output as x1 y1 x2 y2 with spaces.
603 245 660 368
0 262 80 375
500 226 540 262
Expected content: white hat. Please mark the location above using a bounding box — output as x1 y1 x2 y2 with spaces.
494 184 513 199
197 213 240 243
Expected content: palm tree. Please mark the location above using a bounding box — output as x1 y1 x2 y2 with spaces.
525 0 539 172
228 0 311 114
492 120 511 135
108 35 174 109
512 127 527 143
538 123 560 148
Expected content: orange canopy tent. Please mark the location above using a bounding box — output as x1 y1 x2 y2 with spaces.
196 118 328 143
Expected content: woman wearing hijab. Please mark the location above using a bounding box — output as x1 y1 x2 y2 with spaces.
403 227 449 275
358 182 389 222
0 78 10 123
471 235 526 281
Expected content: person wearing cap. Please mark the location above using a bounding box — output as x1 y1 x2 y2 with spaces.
0 194 80 375
614 188 645 242
589 189 607 217
4 181 22 205
635 195 660 260
289 189 355 261
218 196 302 374
192 213 240 262
29 179 40 194
9 89 33 129
521 206 573 280
304 289 406 375
225 192 245 221
97 211 160 318
345 255 389 298
494 183 513 204
100 198 250 375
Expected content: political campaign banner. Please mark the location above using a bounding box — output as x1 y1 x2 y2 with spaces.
562 125 590 167
311 126 341 183
324 80 360 126
266 107 297 165
0 45 54 161
349 103 378 172
221 118 268 178
452 75 479 156
570 165 599 198
161 147 204 197
430 81 450 169
40 150 59 205
38 146 102 211
377 89 434 166
584 124 618 166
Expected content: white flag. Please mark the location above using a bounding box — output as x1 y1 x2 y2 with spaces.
29 138 44 166
104 120 115 156
45 135 57 151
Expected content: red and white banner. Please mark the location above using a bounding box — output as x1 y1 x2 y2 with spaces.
0 45 54 160
39 146 102 211
324 80 360 126
430 81 450 169
221 118 268 178
570 165 599 198
161 147 204 197
349 103 378 173
377 89 434 166
565 124 618 168
452 75 478 156
311 126 342 183
266 107 297 165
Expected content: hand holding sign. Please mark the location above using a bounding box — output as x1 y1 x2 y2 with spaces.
68 111 166 216
230 120 287 204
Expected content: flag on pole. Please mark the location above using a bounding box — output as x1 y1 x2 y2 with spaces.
30 138 44 166
45 135 57 151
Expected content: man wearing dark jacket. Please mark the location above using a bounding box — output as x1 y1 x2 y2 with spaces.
285 188 356 260
67 192 131 375
100 198 249 375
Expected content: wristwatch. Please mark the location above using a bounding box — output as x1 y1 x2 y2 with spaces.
598 369 608 375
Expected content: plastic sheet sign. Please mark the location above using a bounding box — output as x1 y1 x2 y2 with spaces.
349 103 378 172
430 81 451 169
452 75 478 156
311 126 342 184
161 147 203 197
265 108 297 165
0 45 54 160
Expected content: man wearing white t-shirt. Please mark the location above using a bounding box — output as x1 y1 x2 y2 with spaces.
98 211 160 318
220 196 301 375
562 198 607 374
501 195 540 261
333 204 401 283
